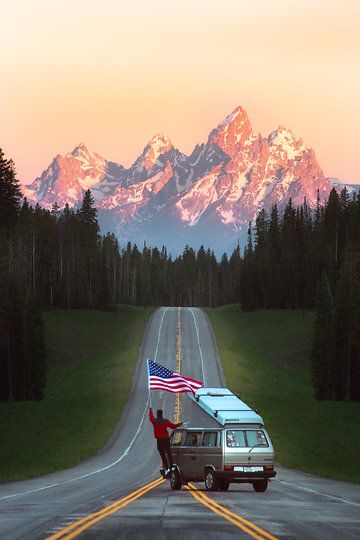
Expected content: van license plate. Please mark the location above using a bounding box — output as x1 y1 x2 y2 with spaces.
244 466 263 472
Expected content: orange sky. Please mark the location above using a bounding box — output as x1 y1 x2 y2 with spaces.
1 0 360 185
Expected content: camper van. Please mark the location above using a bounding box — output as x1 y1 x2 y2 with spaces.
169 388 276 492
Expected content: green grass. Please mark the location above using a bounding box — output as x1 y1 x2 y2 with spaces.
207 306 360 483
0 306 153 483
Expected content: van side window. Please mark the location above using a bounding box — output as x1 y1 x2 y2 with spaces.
171 431 183 446
202 432 217 447
184 432 202 446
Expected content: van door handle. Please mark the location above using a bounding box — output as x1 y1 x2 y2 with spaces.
190 448 197 459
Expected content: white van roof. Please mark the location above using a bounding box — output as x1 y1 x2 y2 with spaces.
190 387 264 426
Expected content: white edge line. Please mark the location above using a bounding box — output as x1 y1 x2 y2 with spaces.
0 307 170 503
277 479 360 507
189 308 206 386
154 307 169 362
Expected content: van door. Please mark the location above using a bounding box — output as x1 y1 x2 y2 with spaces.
182 431 203 480
196 431 222 478
170 430 184 470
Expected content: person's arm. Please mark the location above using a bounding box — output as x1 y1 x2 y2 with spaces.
149 408 155 424
166 419 182 429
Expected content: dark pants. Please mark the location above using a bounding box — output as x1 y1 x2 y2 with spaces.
156 438 173 469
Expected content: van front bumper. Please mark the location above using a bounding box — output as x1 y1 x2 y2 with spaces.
216 471 277 481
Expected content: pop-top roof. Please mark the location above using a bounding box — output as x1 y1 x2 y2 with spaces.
191 387 264 426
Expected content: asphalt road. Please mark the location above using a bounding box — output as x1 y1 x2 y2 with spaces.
0 307 359 539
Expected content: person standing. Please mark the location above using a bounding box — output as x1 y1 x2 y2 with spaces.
149 407 182 477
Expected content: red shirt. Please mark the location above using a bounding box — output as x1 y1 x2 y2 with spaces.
149 409 181 439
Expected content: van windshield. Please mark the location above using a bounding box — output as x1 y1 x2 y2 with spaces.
226 430 268 448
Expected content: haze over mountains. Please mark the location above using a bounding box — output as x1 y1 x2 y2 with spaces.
24 106 357 253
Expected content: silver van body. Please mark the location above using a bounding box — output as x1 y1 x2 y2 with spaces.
169 388 276 492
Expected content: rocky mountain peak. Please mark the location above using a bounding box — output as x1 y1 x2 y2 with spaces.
209 106 252 157
147 133 173 154
222 105 250 127
71 142 90 156
267 125 308 163
268 125 296 144
141 133 173 170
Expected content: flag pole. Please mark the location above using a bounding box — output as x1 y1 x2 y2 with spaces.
147 358 152 408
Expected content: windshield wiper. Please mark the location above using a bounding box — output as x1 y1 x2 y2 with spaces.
248 443 263 453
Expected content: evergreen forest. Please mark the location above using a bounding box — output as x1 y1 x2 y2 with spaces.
1 149 359 402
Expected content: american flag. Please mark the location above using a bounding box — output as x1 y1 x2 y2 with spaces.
147 359 203 394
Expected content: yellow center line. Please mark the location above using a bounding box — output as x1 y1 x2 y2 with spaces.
185 483 278 540
175 307 181 424
47 477 165 540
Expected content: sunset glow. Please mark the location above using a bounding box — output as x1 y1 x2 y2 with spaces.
2 0 360 184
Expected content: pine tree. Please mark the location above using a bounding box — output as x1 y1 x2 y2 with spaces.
76 190 100 308
0 148 22 231
254 209 269 308
267 205 281 307
323 188 341 288
241 222 256 310
182 246 197 305
228 243 241 306
280 198 297 308
77 189 98 230
219 253 229 305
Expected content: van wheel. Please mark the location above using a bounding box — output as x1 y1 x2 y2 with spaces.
170 468 182 490
253 480 268 492
205 469 219 491
219 480 230 491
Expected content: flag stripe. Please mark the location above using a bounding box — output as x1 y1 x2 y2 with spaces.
149 376 202 387
149 383 201 393
149 384 195 394
149 380 201 390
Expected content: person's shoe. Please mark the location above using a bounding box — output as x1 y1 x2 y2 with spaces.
164 468 172 478
160 468 165 478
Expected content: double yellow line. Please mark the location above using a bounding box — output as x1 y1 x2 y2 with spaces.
185 483 277 540
174 307 182 424
47 477 164 539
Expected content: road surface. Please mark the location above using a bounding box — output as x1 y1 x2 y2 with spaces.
0 307 359 539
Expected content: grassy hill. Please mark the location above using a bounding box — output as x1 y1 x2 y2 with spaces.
207 306 360 483
0 306 153 483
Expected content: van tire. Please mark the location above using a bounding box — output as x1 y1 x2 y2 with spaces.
219 480 230 491
252 480 268 492
170 468 182 490
204 469 219 491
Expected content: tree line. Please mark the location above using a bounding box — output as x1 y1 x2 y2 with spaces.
1 147 359 402
0 150 46 401
241 190 360 402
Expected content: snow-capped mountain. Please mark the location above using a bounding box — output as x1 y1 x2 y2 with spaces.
24 106 357 253
25 143 124 208
329 178 359 195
